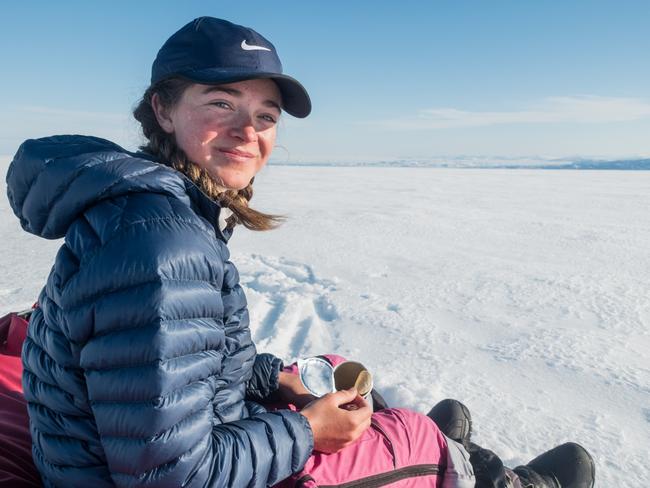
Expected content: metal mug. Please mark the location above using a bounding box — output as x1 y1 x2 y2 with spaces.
297 357 373 400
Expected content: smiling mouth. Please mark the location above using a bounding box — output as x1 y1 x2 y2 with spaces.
218 148 255 159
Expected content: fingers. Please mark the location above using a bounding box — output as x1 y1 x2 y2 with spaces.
348 392 370 409
348 404 372 427
301 390 373 453
329 387 360 406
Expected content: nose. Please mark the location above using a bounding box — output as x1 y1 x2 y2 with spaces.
228 113 258 143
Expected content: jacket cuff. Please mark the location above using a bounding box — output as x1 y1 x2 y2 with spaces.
245 353 284 402
274 409 314 473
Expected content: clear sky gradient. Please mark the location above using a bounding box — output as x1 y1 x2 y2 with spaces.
2 1 649 162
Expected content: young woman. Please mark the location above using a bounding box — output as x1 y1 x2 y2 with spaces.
4 17 593 488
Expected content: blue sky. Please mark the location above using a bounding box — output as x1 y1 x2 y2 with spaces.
2 1 649 162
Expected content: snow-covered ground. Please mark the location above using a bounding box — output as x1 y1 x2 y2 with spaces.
2 156 649 486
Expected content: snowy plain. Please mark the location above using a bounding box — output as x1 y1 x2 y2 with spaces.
1 156 649 486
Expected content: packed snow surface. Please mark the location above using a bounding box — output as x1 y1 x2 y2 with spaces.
2 158 649 486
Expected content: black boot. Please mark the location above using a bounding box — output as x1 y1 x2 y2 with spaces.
513 443 595 488
426 398 472 450
428 400 510 487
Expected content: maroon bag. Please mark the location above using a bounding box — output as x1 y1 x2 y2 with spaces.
0 310 41 487
0 310 30 357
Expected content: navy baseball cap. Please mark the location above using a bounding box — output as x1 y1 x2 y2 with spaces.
151 17 311 118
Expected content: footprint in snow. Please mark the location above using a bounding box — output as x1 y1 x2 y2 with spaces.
235 254 339 361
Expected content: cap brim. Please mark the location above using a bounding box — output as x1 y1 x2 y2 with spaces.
175 68 311 118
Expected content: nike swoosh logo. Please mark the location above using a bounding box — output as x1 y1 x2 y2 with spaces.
241 40 271 52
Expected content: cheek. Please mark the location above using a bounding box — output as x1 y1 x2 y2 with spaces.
177 116 220 153
259 130 277 159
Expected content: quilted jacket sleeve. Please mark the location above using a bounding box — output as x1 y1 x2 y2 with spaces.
67 196 313 487
245 353 284 403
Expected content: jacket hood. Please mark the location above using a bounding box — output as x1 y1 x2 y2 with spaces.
6 135 228 240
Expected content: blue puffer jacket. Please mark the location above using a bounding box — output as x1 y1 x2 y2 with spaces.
6 135 313 487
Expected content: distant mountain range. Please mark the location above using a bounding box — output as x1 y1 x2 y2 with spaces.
532 159 650 170
270 157 650 170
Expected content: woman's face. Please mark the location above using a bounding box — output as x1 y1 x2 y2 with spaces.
153 78 281 190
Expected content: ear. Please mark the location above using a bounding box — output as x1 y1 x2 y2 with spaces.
151 92 175 134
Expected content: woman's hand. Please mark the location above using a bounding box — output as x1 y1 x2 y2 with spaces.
300 388 373 454
277 371 318 408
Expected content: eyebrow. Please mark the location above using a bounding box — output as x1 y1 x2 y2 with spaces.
201 86 282 112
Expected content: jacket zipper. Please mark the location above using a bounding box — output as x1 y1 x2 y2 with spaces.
369 419 397 469
295 464 440 488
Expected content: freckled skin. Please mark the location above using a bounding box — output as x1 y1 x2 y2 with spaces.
154 78 281 190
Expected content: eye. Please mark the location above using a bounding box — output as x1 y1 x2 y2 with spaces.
209 100 233 110
259 113 277 124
